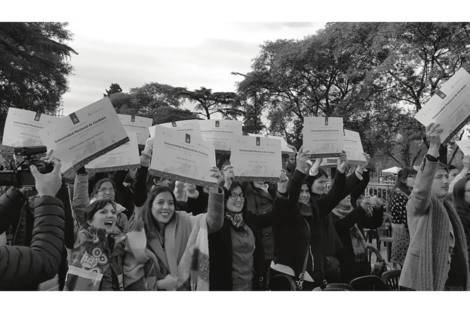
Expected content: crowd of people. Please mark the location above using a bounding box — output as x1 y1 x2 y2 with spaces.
1 122 470 291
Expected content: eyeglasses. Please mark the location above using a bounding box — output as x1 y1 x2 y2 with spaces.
230 193 244 201
97 188 115 193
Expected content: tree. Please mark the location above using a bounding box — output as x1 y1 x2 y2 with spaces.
0 22 77 140
179 87 244 120
104 83 122 97
151 106 198 125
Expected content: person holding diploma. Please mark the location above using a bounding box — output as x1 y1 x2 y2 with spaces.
268 147 362 290
64 198 127 291
207 171 282 291
451 174 470 264
399 123 470 291
122 139 225 291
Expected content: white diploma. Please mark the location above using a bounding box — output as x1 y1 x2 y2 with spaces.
38 98 129 176
2 108 56 147
149 119 202 138
85 131 140 173
230 135 282 183
414 68 470 144
149 125 217 187
247 133 295 157
198 119 243 153
118 114 153 145
343 129 367 165
302 117 344 157
456 138 470 156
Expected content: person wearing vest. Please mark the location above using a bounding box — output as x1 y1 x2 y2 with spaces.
399 123 470 291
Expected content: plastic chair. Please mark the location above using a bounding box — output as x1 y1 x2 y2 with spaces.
268 273 297 291
350 275 390 291
381 269 401 291
365 244 383 268
324 283 355 291
376 213 393 262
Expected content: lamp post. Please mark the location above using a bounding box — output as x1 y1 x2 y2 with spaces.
231 71 260 134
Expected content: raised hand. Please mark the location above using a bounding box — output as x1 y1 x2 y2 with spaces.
463 155 470 170
426 123 443 156
295 146 311 174
357 153 371 173
223 165 235 190
277 169 289 193
31 158 62 197
337 151 348 174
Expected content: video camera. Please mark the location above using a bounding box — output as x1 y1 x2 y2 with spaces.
0 145 53 187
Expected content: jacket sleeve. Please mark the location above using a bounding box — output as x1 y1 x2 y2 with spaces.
272 169 303 226
317 170 348 217
183 188 207 216
350 171 370 208
333 207 366 233
0 188 26 234
360 206 384 229
73 173 91 226
205 188 225 234
113 170 128 188
134 166 149 207
0 196 65 290
407 156 437 216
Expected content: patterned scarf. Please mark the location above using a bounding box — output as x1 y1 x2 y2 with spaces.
225 211 245 229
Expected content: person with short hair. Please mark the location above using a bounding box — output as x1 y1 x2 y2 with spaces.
399 123 470 291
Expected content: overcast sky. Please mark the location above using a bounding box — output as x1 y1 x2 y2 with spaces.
61 22 326 115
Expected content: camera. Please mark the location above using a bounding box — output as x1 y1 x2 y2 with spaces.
0 145 53 187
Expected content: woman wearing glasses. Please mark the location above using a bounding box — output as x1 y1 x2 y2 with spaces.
207 168 283 291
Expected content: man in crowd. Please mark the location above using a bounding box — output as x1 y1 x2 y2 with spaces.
399 123 470 291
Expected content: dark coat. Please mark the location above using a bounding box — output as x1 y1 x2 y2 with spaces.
208 211 270 291
272 169 362 277
0 188 65 290
243 182 276 260
455 205 470 263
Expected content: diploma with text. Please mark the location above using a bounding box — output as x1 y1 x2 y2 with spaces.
303 117 344 157
414 68 470 145
230 135 282 183
149 125 217 187
38 98 129 176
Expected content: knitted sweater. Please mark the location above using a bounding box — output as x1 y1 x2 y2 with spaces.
399 156 470 291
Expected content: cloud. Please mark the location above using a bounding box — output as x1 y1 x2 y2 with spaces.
62 22 326 115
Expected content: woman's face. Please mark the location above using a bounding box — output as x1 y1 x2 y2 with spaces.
89 203 117 233
404 174 416 190
151 191 175 225
311 175 328 194
464 181 470 205
226 186 244 213
299 184 311 204
96 181 115 201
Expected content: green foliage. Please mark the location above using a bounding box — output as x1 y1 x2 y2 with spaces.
0 22 77 141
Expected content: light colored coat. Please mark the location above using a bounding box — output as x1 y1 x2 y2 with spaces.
399 157 470 291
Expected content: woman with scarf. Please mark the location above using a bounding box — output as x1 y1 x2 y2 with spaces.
269 147 362 290
65 198 127 291
387 167 416 267
123 169 224 291
208 170 285 291
331 169 384 283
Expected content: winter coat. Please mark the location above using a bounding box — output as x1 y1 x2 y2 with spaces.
0 188 65 290
243 182 276 260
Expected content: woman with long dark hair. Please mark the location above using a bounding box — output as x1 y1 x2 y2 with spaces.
123 177 224 291
387 167 417 267
452 176 470 262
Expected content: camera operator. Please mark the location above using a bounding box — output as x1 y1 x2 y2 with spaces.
0 159 65 290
